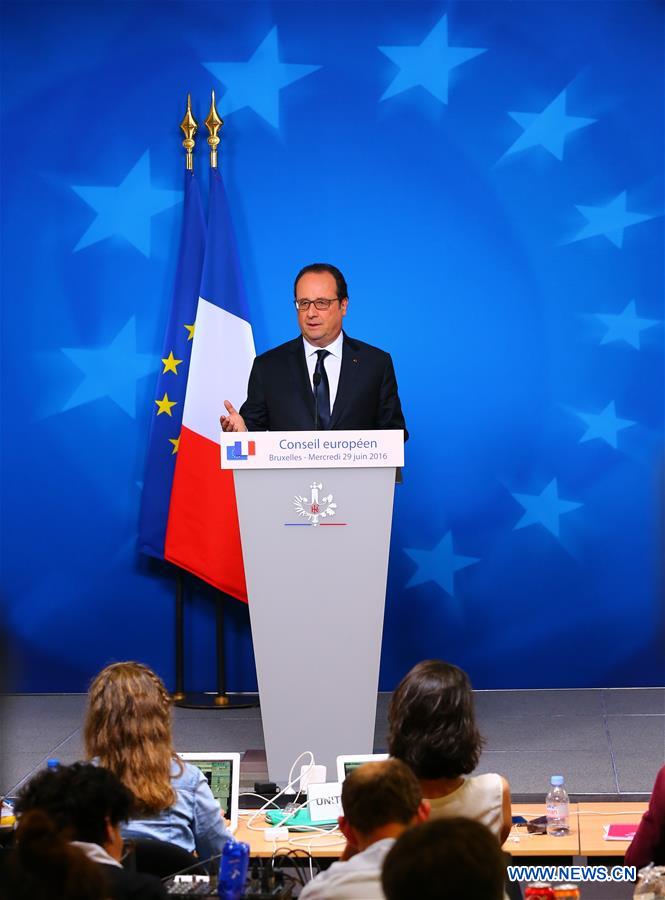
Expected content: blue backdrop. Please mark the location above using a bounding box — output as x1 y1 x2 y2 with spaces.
2 0 663 692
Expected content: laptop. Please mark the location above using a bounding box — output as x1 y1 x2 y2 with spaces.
178 752 241 833
335 753 389 783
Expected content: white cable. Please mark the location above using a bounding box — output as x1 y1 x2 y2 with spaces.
289 828 344 846
245 750 316 832
287 831 346 882
577 809 646 816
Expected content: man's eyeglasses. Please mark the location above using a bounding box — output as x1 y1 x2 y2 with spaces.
294 298 341 311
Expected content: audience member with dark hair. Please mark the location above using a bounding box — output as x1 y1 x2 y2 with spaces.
11 762 166 899
381 817 506 900
388 659 511 843
299 759 429 899
84 661 232 860
626 763 665 868
1 809 105 900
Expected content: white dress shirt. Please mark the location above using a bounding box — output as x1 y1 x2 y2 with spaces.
70 840 122 868
302 331 344 411
298 837 394 900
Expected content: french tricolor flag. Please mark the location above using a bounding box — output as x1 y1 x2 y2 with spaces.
164 168 255 601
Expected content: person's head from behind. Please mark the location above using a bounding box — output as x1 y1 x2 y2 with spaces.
381 817 506 900
3 809 105 900
15 762 133 859
293 262 349 348
388 659 483 780
338 758 429 850
84 660 176 813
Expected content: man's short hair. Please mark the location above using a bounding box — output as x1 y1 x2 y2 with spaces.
340 758 421 835
294 263 348 300
381 817 506 900
15 762 133 846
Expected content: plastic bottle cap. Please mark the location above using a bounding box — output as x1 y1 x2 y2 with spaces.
550 775 564 786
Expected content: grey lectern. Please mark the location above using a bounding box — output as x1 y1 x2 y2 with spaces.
220 429 404 784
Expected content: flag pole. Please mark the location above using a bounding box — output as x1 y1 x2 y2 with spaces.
170 96 198 704
172 92 257 712
205 89 235 710
205 89 223 169
181 93 197 172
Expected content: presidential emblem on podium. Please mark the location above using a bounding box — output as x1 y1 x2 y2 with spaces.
293 482 337 526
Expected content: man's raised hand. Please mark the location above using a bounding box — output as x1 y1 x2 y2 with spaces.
220 400 247 432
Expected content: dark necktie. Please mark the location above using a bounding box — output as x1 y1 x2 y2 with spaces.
313 349 331 429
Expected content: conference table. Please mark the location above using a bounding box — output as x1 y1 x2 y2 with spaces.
577 802 647 857
234 802 647 858
503 804 579 857
1 801 649 859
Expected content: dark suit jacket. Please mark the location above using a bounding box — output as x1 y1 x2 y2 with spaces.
101 863 167 899
239 333 408 438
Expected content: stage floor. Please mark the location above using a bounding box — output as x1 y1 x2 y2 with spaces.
2 687 663 801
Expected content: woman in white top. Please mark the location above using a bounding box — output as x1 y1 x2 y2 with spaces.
388 659 512 844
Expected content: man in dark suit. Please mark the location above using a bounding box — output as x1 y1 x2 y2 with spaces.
221 263 407 436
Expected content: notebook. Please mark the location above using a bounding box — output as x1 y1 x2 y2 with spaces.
178 752 241 833
603 823 639 840
335 754 389 782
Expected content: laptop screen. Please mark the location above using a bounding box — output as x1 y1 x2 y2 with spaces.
336 753 389 782
343 760 370 778
178 752 240 832
193 759 233 812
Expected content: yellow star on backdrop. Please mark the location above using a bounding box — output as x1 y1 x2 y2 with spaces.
162 351 182 374
155 393 177 416
169 436 180 454
184 323 196 341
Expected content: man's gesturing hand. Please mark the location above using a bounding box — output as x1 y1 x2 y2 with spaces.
220 400 247 432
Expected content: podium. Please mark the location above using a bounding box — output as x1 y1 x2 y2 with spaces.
221 430 404 784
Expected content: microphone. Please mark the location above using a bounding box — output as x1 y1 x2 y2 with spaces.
313 371 321 430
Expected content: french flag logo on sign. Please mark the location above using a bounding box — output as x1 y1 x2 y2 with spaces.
226 440 256 461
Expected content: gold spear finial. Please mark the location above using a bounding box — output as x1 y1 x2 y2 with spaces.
180 94 198 172
205 90 223 169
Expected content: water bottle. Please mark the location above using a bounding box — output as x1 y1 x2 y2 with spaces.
546 775 570 836
218 839 249 899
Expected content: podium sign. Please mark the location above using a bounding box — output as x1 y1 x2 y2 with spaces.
220 429 404 470
221 430 403 783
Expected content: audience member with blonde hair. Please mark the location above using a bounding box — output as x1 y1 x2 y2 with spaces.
84 661 232 861
388 659 511 844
